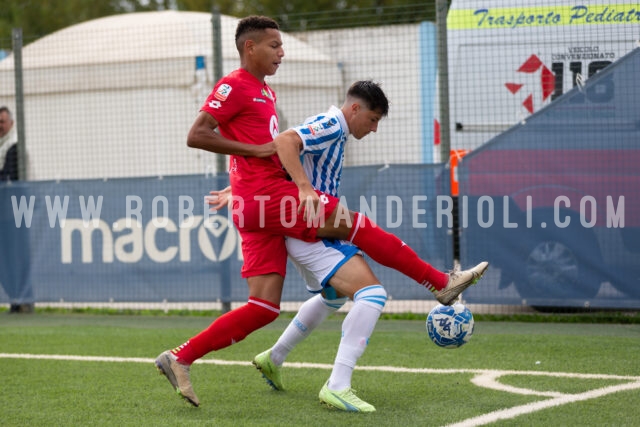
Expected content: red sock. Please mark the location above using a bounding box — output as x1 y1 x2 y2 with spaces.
172 297 280 365
348 213 448 291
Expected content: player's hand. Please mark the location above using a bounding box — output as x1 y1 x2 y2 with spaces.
298 188 321 222
254 141 277 158
206 186 232 211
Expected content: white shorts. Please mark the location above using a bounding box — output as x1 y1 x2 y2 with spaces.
285 237 361 293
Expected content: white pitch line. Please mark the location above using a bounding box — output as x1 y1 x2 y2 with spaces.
471 371 566 397
0 353 253 365
445 380 640 427
0 353 154 364
3 352 639 426
1 353 639 381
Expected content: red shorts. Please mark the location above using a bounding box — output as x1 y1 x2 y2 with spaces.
233 180 340 278
238 230 288 278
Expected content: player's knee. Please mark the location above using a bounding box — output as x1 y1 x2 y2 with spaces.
321 295 348 310
321 285 348 310
354 284 387 312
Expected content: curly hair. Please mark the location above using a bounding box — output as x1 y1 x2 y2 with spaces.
235 16 280 52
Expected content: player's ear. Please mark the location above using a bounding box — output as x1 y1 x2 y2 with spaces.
244 39 255 54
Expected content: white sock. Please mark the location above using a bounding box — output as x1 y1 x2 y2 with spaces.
327 285 386 391
270 293 346 366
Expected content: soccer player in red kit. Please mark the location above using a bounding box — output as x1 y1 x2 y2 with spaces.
155 15 487 407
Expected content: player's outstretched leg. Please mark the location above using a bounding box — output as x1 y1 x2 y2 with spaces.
435 261 489 305
155 350 200 407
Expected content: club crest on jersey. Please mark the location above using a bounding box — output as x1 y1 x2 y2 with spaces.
261 88 274 101
214 84 232 101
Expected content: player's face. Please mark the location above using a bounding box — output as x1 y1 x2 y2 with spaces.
351 106 382 140
251 29 284 77
0 111 12 138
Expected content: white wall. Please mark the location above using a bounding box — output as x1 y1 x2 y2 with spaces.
294 24 430 167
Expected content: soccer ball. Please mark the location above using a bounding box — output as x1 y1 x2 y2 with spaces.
426 303 474 349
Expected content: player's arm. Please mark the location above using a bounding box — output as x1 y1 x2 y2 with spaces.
274 129 320 220
187 111 276 158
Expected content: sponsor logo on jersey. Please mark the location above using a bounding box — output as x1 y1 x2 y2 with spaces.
214 84 232 101
253 98 266 103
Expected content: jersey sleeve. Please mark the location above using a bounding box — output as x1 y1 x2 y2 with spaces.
294 115 343 155
200 79 243 124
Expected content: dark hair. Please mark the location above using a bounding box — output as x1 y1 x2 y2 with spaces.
235 16 280 51
347 81 389 116
0 106 12 120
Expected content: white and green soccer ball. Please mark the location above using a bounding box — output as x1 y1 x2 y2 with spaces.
426 303 474 349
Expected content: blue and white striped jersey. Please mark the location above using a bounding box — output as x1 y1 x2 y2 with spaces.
292 106 348 197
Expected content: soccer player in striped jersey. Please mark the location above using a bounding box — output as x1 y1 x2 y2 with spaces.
210 81 486 412
209 81 391 412
263 82 390 412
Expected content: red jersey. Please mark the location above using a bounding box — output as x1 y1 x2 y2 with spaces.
199 71 342 279
200 68 286 199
